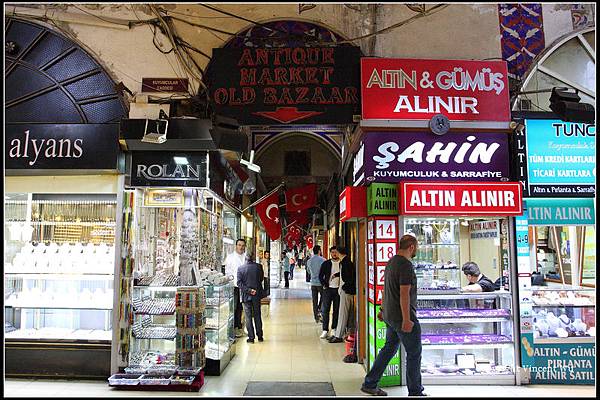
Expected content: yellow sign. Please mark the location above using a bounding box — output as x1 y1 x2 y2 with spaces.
144 189 185 207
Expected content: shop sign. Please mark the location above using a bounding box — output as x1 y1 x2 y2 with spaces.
522 341 595 384
368 183 398 215
144 189 185 207
353 142 365 186
141 78 189 93
362 132 510 183
469 220 499 240
361 58 510 122
524 119 596 197
339 186 367 222
129 152 208 187
399 182 523 216
5 123 120 170
525 198 595 226
207 46 361 125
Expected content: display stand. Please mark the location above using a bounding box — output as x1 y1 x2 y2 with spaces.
204 282 236 375
109 370 204 391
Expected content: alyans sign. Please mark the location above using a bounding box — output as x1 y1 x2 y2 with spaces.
5 124 120 170
361 58 510 122
362 131 510 183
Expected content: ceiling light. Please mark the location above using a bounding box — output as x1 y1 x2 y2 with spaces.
173 156 189 165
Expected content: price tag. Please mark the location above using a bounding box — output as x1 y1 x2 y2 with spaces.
376 220 396 240
368 284 375 303
368 244 374 263
376 243 396 263
368 263 375 285
368 220 374 240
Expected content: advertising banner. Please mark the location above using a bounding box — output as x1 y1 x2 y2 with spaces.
339 186 367 222
129 152 209 187
524 119 596 197
6 123 120 170
399 182 523 215
525 198 596 226
362 132 510 183
361 58 510 122
208 46 361 125
368 183 399 215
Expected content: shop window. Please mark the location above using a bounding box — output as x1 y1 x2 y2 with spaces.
284 151 311 176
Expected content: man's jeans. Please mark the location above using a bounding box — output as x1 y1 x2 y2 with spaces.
321 287 340 332
242 298 263 340
363 320 424 396
311 285 323 320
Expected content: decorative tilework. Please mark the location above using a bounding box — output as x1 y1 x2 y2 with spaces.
498 4 545 79
571 4 594 29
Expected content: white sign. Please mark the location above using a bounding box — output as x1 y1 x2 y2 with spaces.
376 243 396 263
376 220 396 240
368 220 374 240
469 220 500 240
368 263 374 285
368 243 374 263
376 265 386 286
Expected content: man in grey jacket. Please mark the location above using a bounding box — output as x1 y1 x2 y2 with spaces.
237 254 265 343
306 245 326 323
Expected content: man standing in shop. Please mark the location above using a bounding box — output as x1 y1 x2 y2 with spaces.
461 262 495 292
318 246 341 339
237 253 265 343
328 246 355 343
306 245 326 323
225 238 246 338
282 251 291 288
361 235 425 397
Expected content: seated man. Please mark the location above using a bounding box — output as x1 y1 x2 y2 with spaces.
461 262 495 292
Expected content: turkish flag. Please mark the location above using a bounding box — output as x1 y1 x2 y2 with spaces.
289 209 309 226
288 223 302 240
306 235 314 249
285 184 317 212
256 191 282 241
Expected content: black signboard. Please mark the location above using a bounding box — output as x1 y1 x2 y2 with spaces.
5 124 120 170
209 151 243 207
128 152 209 187
207 46 361 125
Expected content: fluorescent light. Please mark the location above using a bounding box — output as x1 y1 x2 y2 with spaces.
173 157 189 165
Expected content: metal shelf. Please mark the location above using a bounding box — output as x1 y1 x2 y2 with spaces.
418 292 512 300
4 303 112 310
535 336 595 344
422 342 514 350
532 304 595 308
420 317 512 324
4 273 113 280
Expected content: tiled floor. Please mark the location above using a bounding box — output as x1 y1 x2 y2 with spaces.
3 268 596 397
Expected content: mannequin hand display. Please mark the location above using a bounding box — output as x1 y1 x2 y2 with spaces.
401 319 414 333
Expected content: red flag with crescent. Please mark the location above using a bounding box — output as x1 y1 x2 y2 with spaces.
289 209 309 226
305 234 314 249
285 184 317 212
288 223 303 241
256 191 281 241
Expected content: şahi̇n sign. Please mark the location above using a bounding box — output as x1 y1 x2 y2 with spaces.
207 46 361 125
361 58 510 122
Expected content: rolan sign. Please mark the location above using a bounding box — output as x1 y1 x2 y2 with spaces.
137 164 204 181
129 152 208 187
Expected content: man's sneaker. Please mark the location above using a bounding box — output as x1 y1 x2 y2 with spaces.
258 337 264 342
328 336 344 343
360 386 388 396
235 329 243 338
247 338 255 343
320 330 329 339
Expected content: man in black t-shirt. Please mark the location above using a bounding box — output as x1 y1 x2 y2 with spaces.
361 235 425 397
461 262 495 292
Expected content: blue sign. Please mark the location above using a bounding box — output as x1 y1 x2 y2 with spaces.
522 341 596 384
525 198 595 225
524 119 595 197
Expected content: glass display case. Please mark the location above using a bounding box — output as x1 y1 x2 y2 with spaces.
222 205 240 268
531 286 595 344
4 194 117 342
417 292 515 384
204 282 235 375
405 218 461 292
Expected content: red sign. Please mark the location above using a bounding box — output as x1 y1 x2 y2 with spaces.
361 58 510 122
339 186 367 222
399 182 523 216
142 78 189 93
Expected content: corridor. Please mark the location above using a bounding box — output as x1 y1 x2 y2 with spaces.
4 268 596 397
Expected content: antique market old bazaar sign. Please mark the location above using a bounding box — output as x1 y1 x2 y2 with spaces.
399 182 523 215
362 131 510 183
208 46 361 124
361 58 510 122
